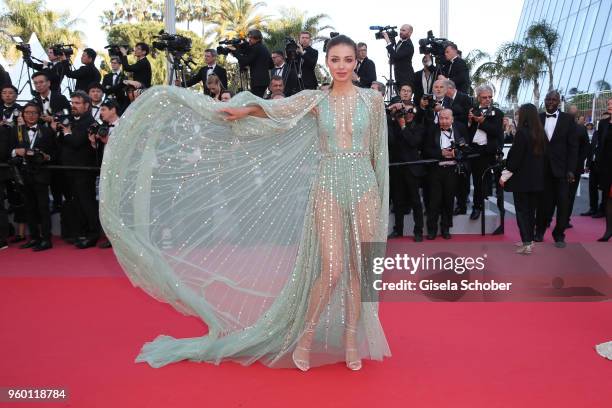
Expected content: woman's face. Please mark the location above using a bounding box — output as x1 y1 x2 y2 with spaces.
326 44 356 84
207 82 220 95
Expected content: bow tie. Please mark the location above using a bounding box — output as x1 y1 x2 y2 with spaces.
27 127 37 132
42 97 49 103
546 113 557 118
207 66 214 70
441 128 452 132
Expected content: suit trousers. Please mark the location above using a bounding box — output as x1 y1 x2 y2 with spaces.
67 171 100 240
513 191 538 243
427 165 458 233
23 180 51 240
535 162 569 241
392 166 424 235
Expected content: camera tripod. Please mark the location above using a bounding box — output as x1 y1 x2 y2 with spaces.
166 51 194 86
15 57 36 98
284 57 304 96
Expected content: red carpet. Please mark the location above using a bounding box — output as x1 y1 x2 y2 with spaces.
1 216 611 407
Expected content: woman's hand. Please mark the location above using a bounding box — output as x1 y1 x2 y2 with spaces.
218 106 252 121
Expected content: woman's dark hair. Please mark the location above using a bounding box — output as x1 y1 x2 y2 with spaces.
517 103 546 156
324 35 357 58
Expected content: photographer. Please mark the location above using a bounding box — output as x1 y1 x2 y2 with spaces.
30 72 71 124
1 85 22 127
119 43 152 89
51 90 99 249
445 79 470 125
420 79 451 129
182 49 228 94
353 43 376 88
102 57 128 113
388 104 426 241
466 85 503 220
9 103 56 251
270 51 299 96
441 43 470 94
295 31 318 90
24 46 69 93
65 48 101 92
423 108 469 240
88 83 104 123
414 54 435 105
229 29 271 98
266 75 285 100
383 24 415 89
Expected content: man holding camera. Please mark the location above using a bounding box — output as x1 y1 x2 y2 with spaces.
383 24 415 89
102 57 129 114
183 49 228 94
229 30 272 98
51 91 99 248
8 103 56 251
419 79 451 129
414 54 436 106
442 43 470 94
24 46 70 93
65 48 101 92
119 43 152 89
353 43 376 89
1 85 22 127
296 31 319 90
466 85 503 220
423 108 468 240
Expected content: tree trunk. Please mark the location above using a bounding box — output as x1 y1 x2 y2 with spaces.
547 57 554 92
533 79 540 107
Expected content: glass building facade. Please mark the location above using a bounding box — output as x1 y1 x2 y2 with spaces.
500 0 612 103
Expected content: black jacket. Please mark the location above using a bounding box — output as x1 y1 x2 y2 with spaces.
355 57 376 88
448 90 471 125
185 65 228 93
234 42 272 88
413 68 435 105
102 71 129 112
538 111 579 178
504 127 545 192
423 122 468 162
467 107 504 155
0 126 11 181
442 57 470 94
0 103 22 125
298 47 319 90
269 63 300 96
120 55 152 88
25 59 69 92
574 123 591 174
31 91 71 117
57 113 97 167
8 124 56 184
390 121 427 177
386 39 415 87
65 63 101 92
594 118 611 189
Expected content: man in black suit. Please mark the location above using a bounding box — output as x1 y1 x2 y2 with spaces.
65 48 101 92
0 108 11 249
566 105 591 227
230 29 272 98
182 49 228 94
593 101 612 218
119 43 152 88
466 85 503 220
297 31 319 90
420 79 452 130
413 54 436 105
9 102 56 251
442 43 470 94
51 90 99 248
353 43 376 88
0 85 22 127
270 51 299 96
102 57 128 113
535 90 579 247
583 120 603 216
24 46 69 92
388 105 426 241
383 24 415 90
423 109 468 239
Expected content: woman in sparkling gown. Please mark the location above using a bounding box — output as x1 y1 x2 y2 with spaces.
99 35 391 371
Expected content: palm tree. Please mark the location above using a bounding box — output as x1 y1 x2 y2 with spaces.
100 0 163 29
204 0 269 42
463 49 492 94
525 20 560 92
176 0 208 31
264 7 333 51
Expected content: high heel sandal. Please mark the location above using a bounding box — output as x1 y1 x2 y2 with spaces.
292 322 316 371
345 324 362 371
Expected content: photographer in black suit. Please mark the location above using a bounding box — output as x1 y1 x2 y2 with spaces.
51 91 99 248
423 109 469 239
9 103 56 251
270 51 300 97
353 43 376 88
296 31 319 90
65 48 101 92
24 46 69 92
535 90 579 248
413 54 436 105
119 43 152 88
102 57 128 113
442 43 470 94
466 85 504 220
419 79 452 129
229 29 272 98
181 49 228 94
1 85 22 127
388 104 426 241
383 24 415 89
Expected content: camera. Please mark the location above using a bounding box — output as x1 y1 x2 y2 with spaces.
370 25 398 41
285 37 298 61
88 122 113 138
105 44 131 58
471 105 495 118
12 36 31 56
216 38 248 56
323 32 340 53
2 107 20 127
153 31 192 55
53 109 74 129
450 140 470 175
418 30 449 62
51 43 74 57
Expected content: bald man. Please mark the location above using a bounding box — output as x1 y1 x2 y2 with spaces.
383 24 415 91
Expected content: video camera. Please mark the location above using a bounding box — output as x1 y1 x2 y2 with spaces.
418 30 449 62
13 36 31 57
53 109 74 130
50 43 74 58
216 38 249 56
105 44 131 58
153 31 192 55
370 26 398 41
323 32 340 53
88 122 113 138
285 37 299 61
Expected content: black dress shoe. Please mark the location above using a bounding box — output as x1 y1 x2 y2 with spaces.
554 240 567 249
75 238 97 249
441 230 451 240
32 240 53 252
98 240 112 249
414 233 423 242
387 230 402 239
426 233 436 240
469 209 481 220
597 232 612 242
533 233 544 242
10 235 25 243
64 237 77 244
453 207 467 215
20 240 40 249
492 225 504 235
581 210 595 216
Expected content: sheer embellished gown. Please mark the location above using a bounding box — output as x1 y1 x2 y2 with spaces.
99 85 392 369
